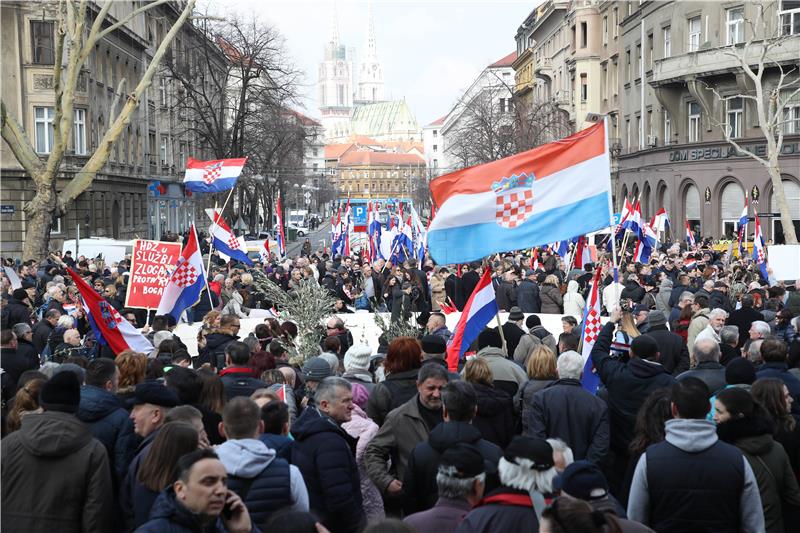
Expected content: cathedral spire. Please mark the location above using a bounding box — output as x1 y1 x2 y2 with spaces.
364 0 378 61
329 0 340 48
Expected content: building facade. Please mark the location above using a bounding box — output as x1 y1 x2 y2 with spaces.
422 116 446 176
0 0 222 257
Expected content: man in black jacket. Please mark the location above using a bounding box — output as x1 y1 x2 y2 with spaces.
402 381 502 514
643 311 690 375
456 263 481 311
219 342 266 400
31 309 60 354
11 323 40 372
726 294 764 348
676 338 726 394
2 289 33 330
516 270 541 313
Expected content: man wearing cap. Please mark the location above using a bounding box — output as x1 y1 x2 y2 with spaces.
421 335 460 381
404 443 486 532
643 311 690 375
457 436 555 531
631 304 650 334
709 280 733 314
529 350 609 464
2 371 113 532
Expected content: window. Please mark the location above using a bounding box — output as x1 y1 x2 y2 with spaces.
612 8 618 37
688 102 701 142
499 98 508 113
603 16 608 45
625 50 631 81
581 74 588 102
433 130 438 138
636 116 642 149
601 64 608 100
647 33 654 69
179 141 187 166
784 104 800 133
159 77 167 106
664 112 671 145
34 106 55 153
635 44 641 78
31 21 54 64
73 108 86 155
781 0 800 35
663 26 672 58
726 7 744 45
433 159 438 168
581 22 588 48
688 16 701 51
625 118 631 149
727 97 743 138
571 25 577 49
160 135 169 165
433 144 438 152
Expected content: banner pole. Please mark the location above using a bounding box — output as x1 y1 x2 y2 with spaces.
604 116 621 303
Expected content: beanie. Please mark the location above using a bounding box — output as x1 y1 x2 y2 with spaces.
39 371 81 413
344 344 372 372
725 357 756 385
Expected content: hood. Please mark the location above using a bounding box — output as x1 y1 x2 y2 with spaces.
664 418 718 452
566 280 579 293
428 420 483 452
76 385 125 423
205 331 238 349
216 438 275 478
477 346 506 359
629 357 669 379
386 367 419 382
717 415 774 456
291 407 346 441
148 487 221 529
18 411 93 457
659 278 673 290
473 382 510 416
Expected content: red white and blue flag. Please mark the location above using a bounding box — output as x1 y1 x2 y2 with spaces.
685 220 696 248
633 222 658 264
580 266 603 393
209 211 254 266
738 198 748 258
67 268 153 355
446 268 498 371
621 200 643 238
184 157 246 193
156 225 208 321
428 122 612 264
752 212 768 279
275 194 286 257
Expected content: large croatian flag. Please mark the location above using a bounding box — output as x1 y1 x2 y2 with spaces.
633 223 658 264
428 122 612 264
67 268 153 355
446 268 498 371
184 157 247 193
752 213 768 280
580 266 603 393
210 212 254 266
157 225 207 321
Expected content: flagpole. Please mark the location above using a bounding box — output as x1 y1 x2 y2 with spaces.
604 116 621 300
205 187 235 275
193 224 215 309
743 195 749 258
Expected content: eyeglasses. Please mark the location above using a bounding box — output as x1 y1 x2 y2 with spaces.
231 323 241 328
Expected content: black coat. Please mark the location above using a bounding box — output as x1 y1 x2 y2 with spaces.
516 279 541 313
135 487 233 533
219 367 266 400
709 290 734 314
15 338 40 372
620 282 645 304
495 281 515 311
2 298 33 329
720 344 742 366
497 323 525 363
402 421 502 514
192 290 218 323
76 385 138 486
444 274 458 308
0 346 38 388
456 271 480 311
471 382 515 449
455 488 538 533
727 307 765 348
591 322 676 453
290 408 365 533
644 327 690 375
31 319 54 354
195 330 239 370
677 361 727 395
668 284 691 309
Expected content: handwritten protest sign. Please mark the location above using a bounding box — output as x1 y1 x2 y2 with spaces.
125 240 182 309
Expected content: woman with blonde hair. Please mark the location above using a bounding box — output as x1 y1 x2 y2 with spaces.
115 350 148 403
464 357 515 448
611 308 640 360
517 345 557 435
540 274 563 314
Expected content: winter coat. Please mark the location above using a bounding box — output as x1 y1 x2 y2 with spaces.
221 291 249 318
470 381 515 449
686 307 710 351
621 281 645 304
216 438 308 525
2 297 33 329
513 326 557 365
365 367 419 426
591 322 676 454
529 378 610 463
655 278 674 315
365 394 431 494
31 319 54 354
196 329 239 370
135 487 256 533
473 346 528 398
539 283 563 314
495 280 516 311
644 327 690 375
709 289 734 314
677 361 727 395
497 322 525 363
403 421 502 514
342 405 385 521
757 363 800 403
516 279 541 313
518 378 555 435
1 411 113 533
456 270 480 311
727 307 765 348
290 407 365 533
455 487 538 533
430 275 446 311
404 497 472 533
563 280 586 319
667 284 691 309
718 415 800 533
76 385 138 485
1 345 39 388
259 433 293 461
219 366 266 400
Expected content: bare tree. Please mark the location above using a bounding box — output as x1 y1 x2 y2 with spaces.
702 4 799 244
513 98 573 152
1 0 197 260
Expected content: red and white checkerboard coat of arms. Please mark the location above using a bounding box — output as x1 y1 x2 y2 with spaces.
170 258 199 288
202 162 224 185
491 172 535 229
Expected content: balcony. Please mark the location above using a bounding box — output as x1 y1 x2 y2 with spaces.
651 37 800 86
535 58 553 80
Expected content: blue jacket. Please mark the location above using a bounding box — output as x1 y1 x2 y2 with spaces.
290 407 365 533
259 433 293 461
77 385 138 484
135 487 260 533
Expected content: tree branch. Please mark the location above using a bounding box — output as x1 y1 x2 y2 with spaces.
0 100 45 181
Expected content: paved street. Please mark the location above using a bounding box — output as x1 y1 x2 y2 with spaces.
284 222 331 257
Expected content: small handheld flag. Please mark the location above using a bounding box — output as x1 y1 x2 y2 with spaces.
446 269 498 371
156 225 208 321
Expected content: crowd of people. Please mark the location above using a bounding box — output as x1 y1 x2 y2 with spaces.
2 235 800 533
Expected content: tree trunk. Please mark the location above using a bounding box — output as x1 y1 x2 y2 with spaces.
22 177 58 260
768 160 798 244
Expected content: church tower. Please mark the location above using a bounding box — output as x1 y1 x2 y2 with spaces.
356 1 384 104
318 1 353 141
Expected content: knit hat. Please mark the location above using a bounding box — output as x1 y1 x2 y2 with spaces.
39 370 81 413
503 436 554 471
647 310 667 328
526 315 542 329
477 328 503 350
12 288 29 301
508 307 524 321
725 357 756 385
302 356 334 381
439 443 486 479
555 460 609 500
421 335 446 355
344 344 371 372
632 304 650 316
350 382 370 409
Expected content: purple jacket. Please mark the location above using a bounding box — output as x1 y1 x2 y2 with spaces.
404 497 471 533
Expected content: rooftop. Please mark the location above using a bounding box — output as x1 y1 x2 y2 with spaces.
338 151 425 167
489 51 518 68
351 100 421 137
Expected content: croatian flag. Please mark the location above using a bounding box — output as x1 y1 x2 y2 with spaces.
573 236 592 269
446 268 498 371
738 199 748 258
685 220 696 248
555 240 570 260
622 200 643 238
259 239 271 263
66 268 153 355
652 207 671 233
210 212 254 266
752 213 768 280
343 199 352 257
428 121 612 264
275 194 286 257
184 157 246 193
368 202 384 261
580 266 603 393
633 223 658 264
157 225 208 321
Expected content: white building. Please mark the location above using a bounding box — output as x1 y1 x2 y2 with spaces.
355 2 384 105
318 4 355 141
423 116 446 176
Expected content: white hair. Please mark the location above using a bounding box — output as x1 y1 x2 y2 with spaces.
708 308 729 320
56 315 75 329
48 285 62 296
547 438 574 467
556 351 583 380
747 339 763 364
498 457 557 494
751 321 771 337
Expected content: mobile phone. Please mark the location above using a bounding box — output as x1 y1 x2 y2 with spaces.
222 501 234 520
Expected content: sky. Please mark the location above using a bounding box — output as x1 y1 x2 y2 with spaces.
213 0 538 126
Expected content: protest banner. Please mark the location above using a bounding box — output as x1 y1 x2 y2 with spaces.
125 239 182 309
